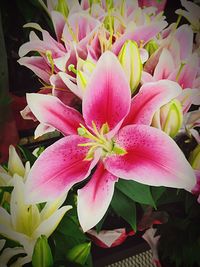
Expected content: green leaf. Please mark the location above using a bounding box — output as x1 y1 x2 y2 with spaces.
116 179 156 208
151 186 166 205
53 215 89 262
66 243 91 265
32 235 53 267
111 188 137 231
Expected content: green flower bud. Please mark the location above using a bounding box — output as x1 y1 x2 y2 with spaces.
144 40 159 57
56 0 69 18
189 145 200 170
32 235 53 267
66 242 91 265
152 99 183 138
118 40 142 94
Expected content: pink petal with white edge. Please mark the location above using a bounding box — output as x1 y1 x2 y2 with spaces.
169 53 199 89
18 57 51 84
58 72 83 99
83 51 131 134
112 21 168 55
142 228 161 267
122 80 182 127
50 74 79 107
175 24 193 61
26 93 84 136
105 125 196 191
25 135 99 204
154 48 175 80
141 71 154 84
51 11 66 42
77 162 118 232
20 105 37 121
34 123 56 139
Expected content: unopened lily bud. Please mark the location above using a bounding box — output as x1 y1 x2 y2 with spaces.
152 99 183 138
66 242 91 265
144 40 159 57
32 235 53 267
118 40 142 94
56 0 69 18
189 145 200 170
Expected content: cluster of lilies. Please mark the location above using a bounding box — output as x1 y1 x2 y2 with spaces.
0 0 200 265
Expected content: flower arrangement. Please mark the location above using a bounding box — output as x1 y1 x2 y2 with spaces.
0 0 200 266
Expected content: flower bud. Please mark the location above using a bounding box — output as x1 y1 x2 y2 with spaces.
118 40 142 94
144 40 159 57
55 0 69 18
32 235 53 267
152 99 183 138
66 242 91 265
189 145 200 170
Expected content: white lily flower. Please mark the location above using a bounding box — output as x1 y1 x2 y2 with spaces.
0 175 71 265
176 0 200 32
0 145 30 187
0 239 6 251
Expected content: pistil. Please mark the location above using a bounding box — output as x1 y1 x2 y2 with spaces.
77 122 126 160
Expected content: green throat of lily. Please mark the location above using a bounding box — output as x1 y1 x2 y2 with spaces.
77 121 127 160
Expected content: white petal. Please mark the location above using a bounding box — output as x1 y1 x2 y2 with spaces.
8 145 25 177
34 206 72 239
40 193 67 221
0 247 26 267
0 239 6 251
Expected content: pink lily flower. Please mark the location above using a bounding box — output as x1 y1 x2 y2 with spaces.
25 52 195 232
142 41 199 114
138 0 167 14
192 170 200 204
176 0 200 32
181 108 200 144
144 24 194 76
142 228 162 267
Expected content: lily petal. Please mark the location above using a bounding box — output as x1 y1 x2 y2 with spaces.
175 24 193 61
105 125 196 191
153 48 175 80
83 51 131 134
0 209 29 249
123 80 182 126
0 239 6 251
10 255 31 267
34 124 56 139
18 57 51 84
25 135 99 204
58 72 83 99
8 145 25 177
0 247 26 267
10 176 40 235
77 162 118 232
178 53 199 89
51 11 66 42
40 193 68 220
26 93 84 136
112 21 168 55
34 205 72 239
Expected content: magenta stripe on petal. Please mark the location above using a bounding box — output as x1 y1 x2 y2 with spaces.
105 125 196 191
26 93 84 136
83 51 131 134
78 162 118 232
25 136 97 204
